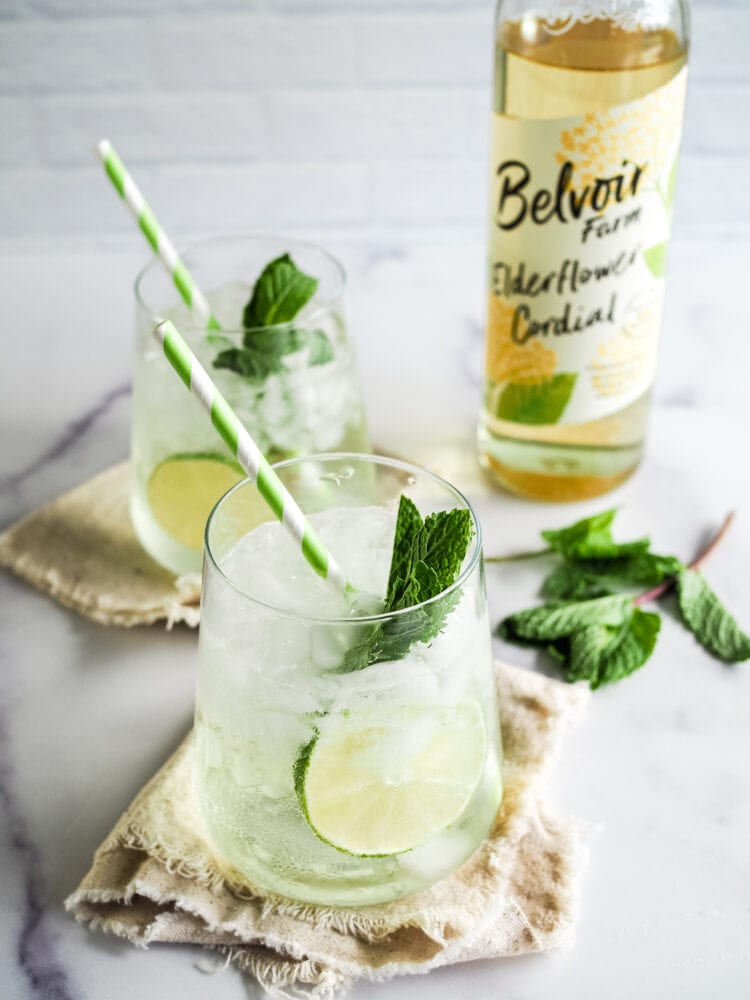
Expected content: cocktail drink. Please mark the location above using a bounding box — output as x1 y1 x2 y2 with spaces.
195 455 503 906
131 236 369 576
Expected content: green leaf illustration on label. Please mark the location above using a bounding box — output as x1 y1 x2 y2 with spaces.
495 373 577 425
643 242 669 278
660 153 680 213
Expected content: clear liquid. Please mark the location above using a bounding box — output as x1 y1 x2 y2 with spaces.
194 507 503 905
479 18 687 501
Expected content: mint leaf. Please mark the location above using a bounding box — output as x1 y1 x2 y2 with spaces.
499 596 659 689
541 508 651 560
496 373 577 425
677 569 750 662
306 328 335 366
243 253 318 328
567 610 660 688
215 327 334 384
340 496 474 672
388 501 473 611
500 594 632 642
564 624 612 683
538 507 679 600
577 552 682 586
541 562 613 601
542 508 618 556
212 253 334 382
542 551 683 599
384 494 428 611
214 345 283 380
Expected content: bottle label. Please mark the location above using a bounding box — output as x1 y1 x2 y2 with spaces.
485 66 687 427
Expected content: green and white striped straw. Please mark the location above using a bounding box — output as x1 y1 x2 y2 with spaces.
96 139 220 331
153 318 349 593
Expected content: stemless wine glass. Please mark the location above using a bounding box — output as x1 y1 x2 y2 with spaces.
130 235 370 576
194 454 503 906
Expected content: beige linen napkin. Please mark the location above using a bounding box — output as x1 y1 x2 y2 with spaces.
66 662 589 997
0 463 200 627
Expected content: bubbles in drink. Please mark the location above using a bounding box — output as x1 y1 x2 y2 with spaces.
195 504 503 905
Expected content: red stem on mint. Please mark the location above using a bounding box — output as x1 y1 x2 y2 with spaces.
633 512 736 607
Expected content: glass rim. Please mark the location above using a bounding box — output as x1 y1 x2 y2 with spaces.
133 232 348 334
203 452 484 626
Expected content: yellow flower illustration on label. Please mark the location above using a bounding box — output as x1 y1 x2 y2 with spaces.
486 293 556 386
486 294 578 425
556 70 686 195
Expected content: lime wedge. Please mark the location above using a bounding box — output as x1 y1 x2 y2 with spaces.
147 452 244 551
294 702 487 856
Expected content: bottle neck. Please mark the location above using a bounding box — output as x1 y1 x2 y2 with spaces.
495 1 689 46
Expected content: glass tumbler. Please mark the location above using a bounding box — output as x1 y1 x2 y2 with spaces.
195 454 503 906
130 235 370 576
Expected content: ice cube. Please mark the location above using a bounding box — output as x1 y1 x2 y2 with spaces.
400 828 477 881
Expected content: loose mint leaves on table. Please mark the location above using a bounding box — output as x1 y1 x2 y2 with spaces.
490 508 750 689
213 254 334 380
340 496 474 673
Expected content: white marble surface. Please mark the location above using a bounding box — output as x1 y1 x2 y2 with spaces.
1 230 749 999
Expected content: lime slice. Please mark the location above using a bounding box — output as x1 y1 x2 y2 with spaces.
295 702 487 856
147 452 244 551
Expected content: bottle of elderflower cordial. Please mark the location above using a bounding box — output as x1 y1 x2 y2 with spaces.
478 0 689 501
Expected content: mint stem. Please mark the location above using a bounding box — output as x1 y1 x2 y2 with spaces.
485 547 552 565
633 512 736 607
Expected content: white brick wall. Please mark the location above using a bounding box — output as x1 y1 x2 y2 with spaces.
38 93 269 164
0 0 747 244
357 12 491 86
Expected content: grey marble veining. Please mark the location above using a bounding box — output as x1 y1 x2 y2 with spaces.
0 382 131 499
0 649 80 1000
0 232 749 1000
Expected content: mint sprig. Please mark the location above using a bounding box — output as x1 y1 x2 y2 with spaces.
340 496 474 672
491 510 749 688
213 253 334 382
500 597 661 689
